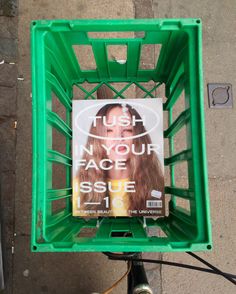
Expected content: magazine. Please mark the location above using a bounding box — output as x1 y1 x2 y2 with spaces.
72 99 164 217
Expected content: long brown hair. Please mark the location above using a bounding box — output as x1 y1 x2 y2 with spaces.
78 103 164 214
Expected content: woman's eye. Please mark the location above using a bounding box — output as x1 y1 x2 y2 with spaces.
123 129 133 136
106 129 113 134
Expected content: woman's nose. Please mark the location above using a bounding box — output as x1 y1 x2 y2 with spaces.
113 127 122 138
113 130 124 144
119 128 126 140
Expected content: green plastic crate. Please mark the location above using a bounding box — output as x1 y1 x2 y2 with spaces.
31 19 212 252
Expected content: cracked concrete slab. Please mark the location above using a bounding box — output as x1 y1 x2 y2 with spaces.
0 0 235 293
153 1 236 293
14 1 135 294
13 236 127 294
0 0 18 16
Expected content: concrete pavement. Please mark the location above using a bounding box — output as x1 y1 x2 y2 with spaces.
0 0 235 293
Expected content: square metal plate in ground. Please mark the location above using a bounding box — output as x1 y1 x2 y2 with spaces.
208 83 233 108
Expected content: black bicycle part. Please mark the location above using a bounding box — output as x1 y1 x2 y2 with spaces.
127 253 152 294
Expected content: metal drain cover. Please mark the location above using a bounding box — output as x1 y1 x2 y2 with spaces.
207 83 233 108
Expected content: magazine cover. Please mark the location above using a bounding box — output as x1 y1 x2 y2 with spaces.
72 99 164 217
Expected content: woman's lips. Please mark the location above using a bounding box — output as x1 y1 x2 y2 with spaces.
112 145 126 152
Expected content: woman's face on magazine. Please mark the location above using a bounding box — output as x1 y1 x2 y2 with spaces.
104 106 133 162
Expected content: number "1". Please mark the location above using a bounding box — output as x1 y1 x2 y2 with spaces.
103 197 109 208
